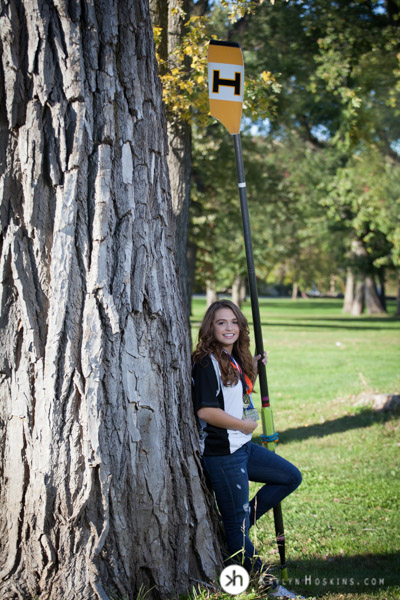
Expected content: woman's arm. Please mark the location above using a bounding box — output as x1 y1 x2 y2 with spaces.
197 407 257 435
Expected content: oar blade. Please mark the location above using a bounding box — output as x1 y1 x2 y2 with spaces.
208 40 244 134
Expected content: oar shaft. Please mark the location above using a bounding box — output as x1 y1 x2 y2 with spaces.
232 135 265 369
232 134 269 401
232 132 287 581
274 504 288 581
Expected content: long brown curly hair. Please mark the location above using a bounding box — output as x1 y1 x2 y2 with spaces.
192 299 256 387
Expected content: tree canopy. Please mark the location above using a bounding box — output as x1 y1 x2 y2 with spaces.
155 0 400 312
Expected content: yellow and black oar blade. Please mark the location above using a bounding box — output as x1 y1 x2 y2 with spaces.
207 40 244 135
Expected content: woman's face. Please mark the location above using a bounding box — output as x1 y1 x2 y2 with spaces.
213 307 240 353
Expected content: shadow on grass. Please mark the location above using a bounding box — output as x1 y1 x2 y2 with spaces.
253 409 397 445
274 551 400 595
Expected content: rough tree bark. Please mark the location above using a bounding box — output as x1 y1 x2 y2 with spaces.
0 1 222 598
150 0 192 318
167 118 192 316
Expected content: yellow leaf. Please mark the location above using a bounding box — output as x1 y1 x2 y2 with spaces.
261 71 272 83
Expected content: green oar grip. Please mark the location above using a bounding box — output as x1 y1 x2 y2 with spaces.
261 406 277 451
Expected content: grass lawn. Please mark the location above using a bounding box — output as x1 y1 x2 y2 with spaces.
188 297 400 600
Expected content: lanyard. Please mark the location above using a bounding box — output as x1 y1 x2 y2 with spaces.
229 354 253 395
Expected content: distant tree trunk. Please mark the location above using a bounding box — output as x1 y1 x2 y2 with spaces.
232 275 246 307
0 2 221 599
365 275 385 314
377 268 387 312
343 267 355 313
351 280 365 316
240 278 247 305
396 276 400 316
349 239 385 315
206 280 218 307
329 274 336 296
291 282 299 300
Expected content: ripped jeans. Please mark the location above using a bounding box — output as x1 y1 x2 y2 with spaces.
202 441 302 573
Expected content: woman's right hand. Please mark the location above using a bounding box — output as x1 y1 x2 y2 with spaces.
240 418 258 434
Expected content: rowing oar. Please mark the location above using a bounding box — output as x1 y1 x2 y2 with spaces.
207 39 288 583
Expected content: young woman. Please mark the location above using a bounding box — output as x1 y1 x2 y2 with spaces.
192 300 303 599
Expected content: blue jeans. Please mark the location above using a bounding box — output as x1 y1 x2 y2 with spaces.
202 442 302 573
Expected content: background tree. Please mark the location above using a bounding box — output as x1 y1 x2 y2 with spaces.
154 0 280 309
183 0 400 313
0 1 221 598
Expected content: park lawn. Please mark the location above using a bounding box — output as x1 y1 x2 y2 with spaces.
188 297 400 600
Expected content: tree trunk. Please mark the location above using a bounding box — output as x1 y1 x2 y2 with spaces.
186 241 197 315
151 0 192 318
239 278 247 305
0 2 221 598
351 280 365 315
167 119 192 317
365 275 386 314
329 274 336 296
343 267 355 313
231 275 246 307
291 282 299 300
206 280 218 307
349 239 385 316
377 268 387 312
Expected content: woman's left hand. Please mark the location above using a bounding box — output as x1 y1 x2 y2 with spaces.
253 351 267 372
